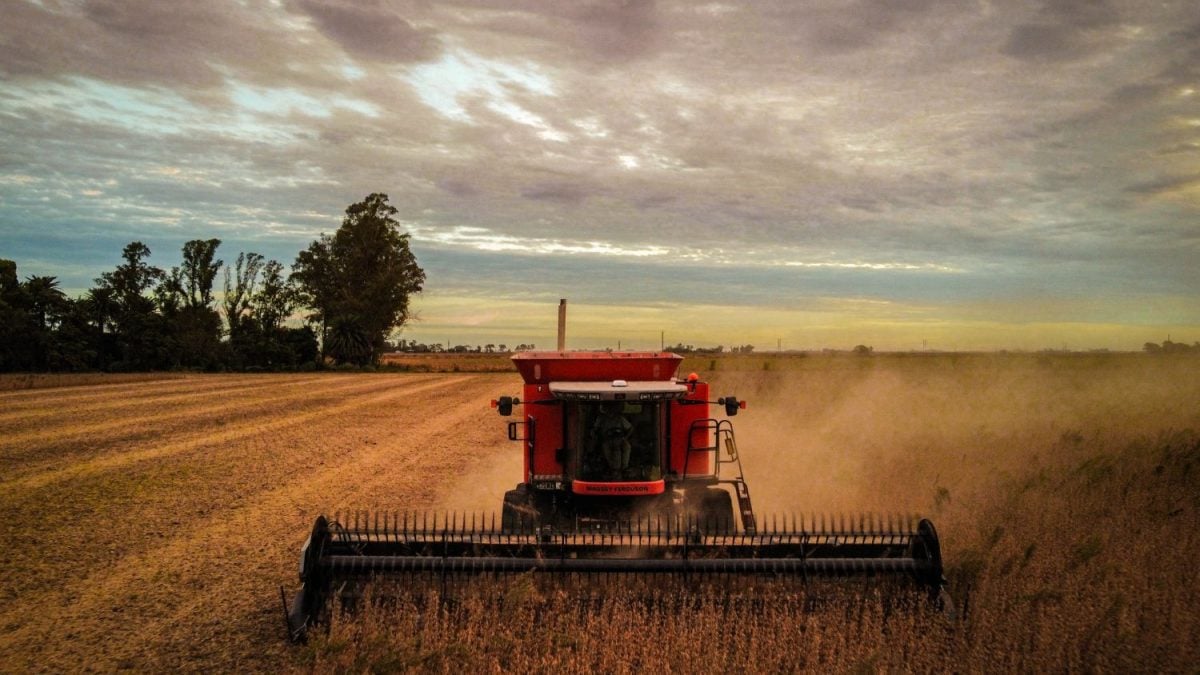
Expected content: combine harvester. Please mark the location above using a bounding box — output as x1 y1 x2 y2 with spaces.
285 307 948 641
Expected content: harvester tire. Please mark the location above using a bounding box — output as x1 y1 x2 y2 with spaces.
501 486 534 533
695 488 735 534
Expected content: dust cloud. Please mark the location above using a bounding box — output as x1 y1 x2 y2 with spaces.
432 375 525 514
711 354 1200 520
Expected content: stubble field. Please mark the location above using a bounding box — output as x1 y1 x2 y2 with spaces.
1 353 1197 672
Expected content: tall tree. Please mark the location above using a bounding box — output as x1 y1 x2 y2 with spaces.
0 260 32 370
95 242 168 370
23 275 66 332
223 251 264 337
155 267 186 317
21 275 68 370
254 259 295 332
167 239 225 369
181 238 223 310
99 241 163 313
293 193 425 365
292 239 335 359
82 286 117 337
223 252 314 369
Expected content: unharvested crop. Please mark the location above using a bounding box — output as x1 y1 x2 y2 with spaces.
307 354 1200 673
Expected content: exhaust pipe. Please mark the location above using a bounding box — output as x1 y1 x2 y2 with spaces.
557 299 566 351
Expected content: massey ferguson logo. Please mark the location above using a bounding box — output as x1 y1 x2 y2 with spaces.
585 484 653 494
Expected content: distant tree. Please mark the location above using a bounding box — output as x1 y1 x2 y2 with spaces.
95 242 169 370
291 242 335 358
23 275 66 333
1161 340 1194 354
223 251 265 337
99 242 163 313
161 240 226 370
1143 342 1162 354
0 260 32 370
46 297 100 370
82 286 117 338
155 267 186 317
180 238 222 310
292 193 425 365
853 344 874 356
0 260 16 294
222 252 313 369
254 260 295 332
22 275 68 370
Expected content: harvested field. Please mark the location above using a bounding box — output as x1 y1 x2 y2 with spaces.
0 372 511 672
2 354 1198 672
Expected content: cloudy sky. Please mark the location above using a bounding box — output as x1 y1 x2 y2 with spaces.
1 0 1197 351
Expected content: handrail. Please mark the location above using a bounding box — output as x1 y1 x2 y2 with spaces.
684 418 756 533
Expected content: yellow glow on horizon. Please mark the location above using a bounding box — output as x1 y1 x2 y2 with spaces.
397 293 1199 352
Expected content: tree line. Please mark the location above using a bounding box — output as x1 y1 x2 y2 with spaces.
0 193 424 373
664 343 755 354
1143 340 1199 354
389 340 539 354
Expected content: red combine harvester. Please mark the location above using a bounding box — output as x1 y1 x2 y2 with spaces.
497 351 755 531
286 350 946 641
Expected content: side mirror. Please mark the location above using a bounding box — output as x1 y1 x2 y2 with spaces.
492 396 518 416
718 396 745 416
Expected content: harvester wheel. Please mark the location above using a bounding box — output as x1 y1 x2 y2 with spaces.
501 486 535 533
693 488 735 534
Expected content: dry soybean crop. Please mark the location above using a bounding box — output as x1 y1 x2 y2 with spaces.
1 354 1198 672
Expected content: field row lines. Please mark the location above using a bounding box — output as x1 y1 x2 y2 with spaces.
0 374 431 452
2 375 466 494
0 375 334 423
0 376 503 670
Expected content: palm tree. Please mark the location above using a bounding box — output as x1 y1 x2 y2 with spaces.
82 286 117 335
23 275 66 331
325 316 372 365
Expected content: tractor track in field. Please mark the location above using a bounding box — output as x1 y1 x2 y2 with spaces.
0 375 443 481
0 374 333 427
0 373 423 449
0 372 515 672
0 374 214 406
0 375 482 599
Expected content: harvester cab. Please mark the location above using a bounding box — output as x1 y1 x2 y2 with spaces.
285 351 948 642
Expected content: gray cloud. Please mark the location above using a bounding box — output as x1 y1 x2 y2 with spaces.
1125 174 1200 196
292 0 442 63
520 182 595 204
1 0 1197 345
1001 0 1122 62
